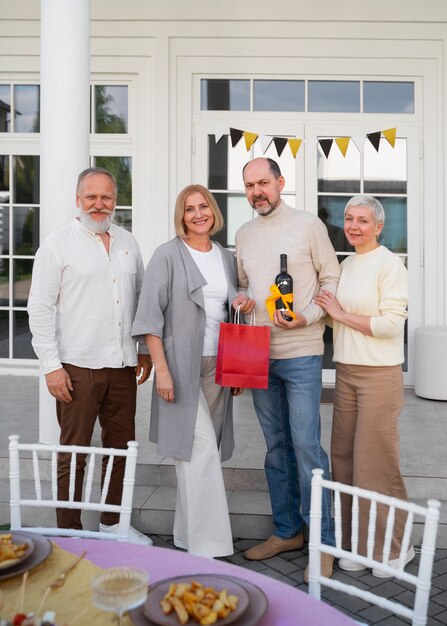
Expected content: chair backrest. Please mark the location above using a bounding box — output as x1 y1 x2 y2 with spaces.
308 468 440 626
9 434 138 541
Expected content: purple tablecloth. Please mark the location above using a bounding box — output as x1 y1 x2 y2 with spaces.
54 538 355 626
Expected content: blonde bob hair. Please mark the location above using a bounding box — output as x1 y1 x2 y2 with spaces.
174 184 224 239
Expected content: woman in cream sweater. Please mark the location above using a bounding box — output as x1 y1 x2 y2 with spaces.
314 194 412 578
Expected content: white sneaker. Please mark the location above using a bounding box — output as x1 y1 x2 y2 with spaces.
338 557 367 572
99 523 153 546
372 545 415 578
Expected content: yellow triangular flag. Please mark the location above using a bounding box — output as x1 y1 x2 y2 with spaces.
382 127 396 148
243 131 258 151
335 137 350 157
288 138 303 158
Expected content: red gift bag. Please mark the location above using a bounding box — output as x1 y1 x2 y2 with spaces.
215 309 270 389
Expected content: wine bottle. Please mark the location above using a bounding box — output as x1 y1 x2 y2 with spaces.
275 254 293 320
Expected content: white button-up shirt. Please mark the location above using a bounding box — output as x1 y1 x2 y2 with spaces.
28 219 146 374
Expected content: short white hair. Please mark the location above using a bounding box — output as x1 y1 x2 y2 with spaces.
344 195 385 225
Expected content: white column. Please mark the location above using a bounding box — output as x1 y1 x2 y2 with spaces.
39 0 91 443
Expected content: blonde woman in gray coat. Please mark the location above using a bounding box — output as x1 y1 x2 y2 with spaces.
132 185 240 557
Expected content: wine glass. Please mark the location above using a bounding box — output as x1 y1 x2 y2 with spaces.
91 567 148 625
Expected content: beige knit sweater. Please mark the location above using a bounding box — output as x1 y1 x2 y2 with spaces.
235 201 340 359
333 246 408 366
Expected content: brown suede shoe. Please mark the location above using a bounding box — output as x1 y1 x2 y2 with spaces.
304 553 334 583
244 533 304 560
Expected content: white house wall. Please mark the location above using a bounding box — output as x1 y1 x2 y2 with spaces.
0 1 447 376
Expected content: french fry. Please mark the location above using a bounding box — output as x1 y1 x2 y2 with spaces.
200 610 218 625
170 596 190 625
227 594 238 610
159 580 240 625
0 535 28 566
160 598 173 615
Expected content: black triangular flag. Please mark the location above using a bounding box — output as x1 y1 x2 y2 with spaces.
318 138 333 159
366 131 381 152
230 128 244 147
273 136 288 157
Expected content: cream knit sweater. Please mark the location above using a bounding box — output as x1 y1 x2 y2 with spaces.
333 245 408 366
235 201 340 359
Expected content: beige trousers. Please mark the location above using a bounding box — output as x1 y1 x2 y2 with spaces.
331 363 409 560
173 356 233 558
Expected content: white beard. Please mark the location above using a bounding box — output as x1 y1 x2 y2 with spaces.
79 209 115 234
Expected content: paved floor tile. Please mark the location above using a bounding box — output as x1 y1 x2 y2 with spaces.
131 533 442 624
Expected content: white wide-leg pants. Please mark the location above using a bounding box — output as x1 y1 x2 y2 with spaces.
173 359 233 558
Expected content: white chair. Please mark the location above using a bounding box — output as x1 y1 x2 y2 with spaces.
9 434 139 541
308 468 440 626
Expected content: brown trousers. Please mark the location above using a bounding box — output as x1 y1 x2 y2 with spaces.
331 363 409 560
56 364 137 529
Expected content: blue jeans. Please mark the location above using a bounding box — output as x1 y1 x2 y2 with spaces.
252 355 335 546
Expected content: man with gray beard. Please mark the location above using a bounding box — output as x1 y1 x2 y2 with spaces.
27 167 152 543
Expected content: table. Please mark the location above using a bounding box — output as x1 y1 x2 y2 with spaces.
52 537 356 626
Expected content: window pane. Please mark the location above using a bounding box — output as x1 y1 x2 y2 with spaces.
212 193 251 248
309 81 360 112
14 85 40 132
113 209 132 232
201 79 250 111
208 135 248 191
13 258 33 306
13 155 40 204
0 85 11 132
0 258 9 306
364 82 414 114
364 138 407 194
317 139 360 193
94 85 128 133
94 156 132 206
208 135 230 190
13 310 36 358
317 196 354 253
380 197 407 253
254 80 304 112
0 155 10 203
13 207 39 255
0 206 10 255
0 310 8 357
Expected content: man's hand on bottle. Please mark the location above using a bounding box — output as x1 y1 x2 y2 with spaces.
272 309 307 329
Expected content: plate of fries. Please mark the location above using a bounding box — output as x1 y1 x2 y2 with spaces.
0 532 34 571
143 574 250 626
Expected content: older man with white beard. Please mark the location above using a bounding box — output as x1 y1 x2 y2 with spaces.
27 167 152 542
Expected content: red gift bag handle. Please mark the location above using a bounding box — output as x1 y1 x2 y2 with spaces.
235 304 256 326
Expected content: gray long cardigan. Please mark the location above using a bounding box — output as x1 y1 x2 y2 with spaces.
132 237 237 462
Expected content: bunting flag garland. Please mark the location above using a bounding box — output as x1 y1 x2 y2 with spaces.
382 127 396 148
273 137 288 157
366 131 382 152
259 134 273 154
214 124 229 144
226 126 397 158
230 127 243 147
243 131 258 151
335 136 350 157
288 138 303 158
318 138 333 159
351 133 366 152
